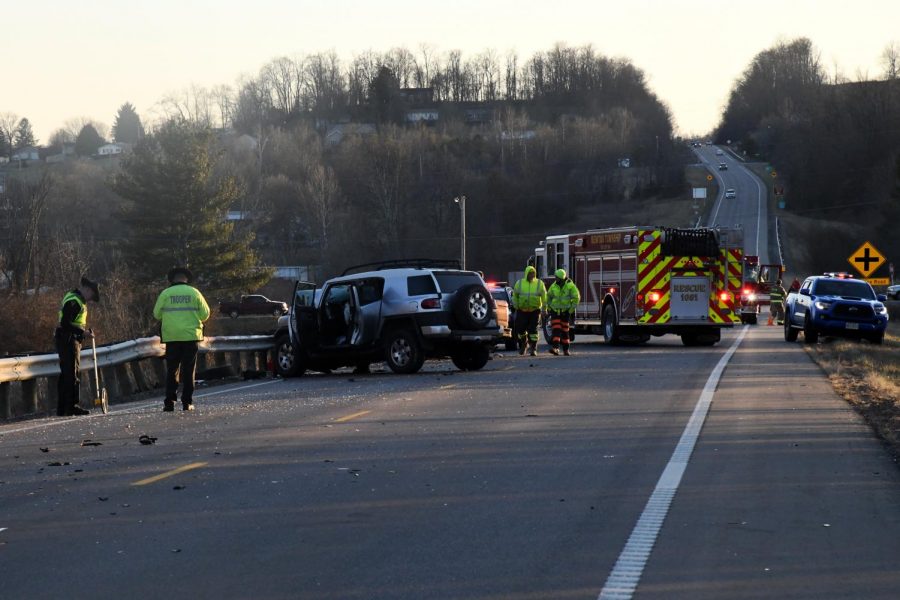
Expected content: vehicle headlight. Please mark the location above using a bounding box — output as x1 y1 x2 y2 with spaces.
875 304 888 315
748 294 757 301
814 301 832 310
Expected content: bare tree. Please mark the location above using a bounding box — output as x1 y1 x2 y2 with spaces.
63 117 109 142
303 164 341 259
882 42 900 80
0 173 53 291
0 112 19 157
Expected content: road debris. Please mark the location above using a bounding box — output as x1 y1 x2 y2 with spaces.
138 435 157 445
81 439 102 447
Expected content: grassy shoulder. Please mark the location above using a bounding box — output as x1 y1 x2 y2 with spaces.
804 312 900 452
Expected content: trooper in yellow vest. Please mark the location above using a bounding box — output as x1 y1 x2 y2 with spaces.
547 269 581 356
153 267 210 412
512 265 547 356
55 276 100 416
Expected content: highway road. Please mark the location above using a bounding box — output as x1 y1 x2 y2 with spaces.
695 146 771 264
3 327 900 599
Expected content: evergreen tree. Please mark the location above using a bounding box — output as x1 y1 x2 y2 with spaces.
74 124 105 156
112 102 144 144
13 118 36 150
114 119 271 294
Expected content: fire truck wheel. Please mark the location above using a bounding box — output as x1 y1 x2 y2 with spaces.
747 314 758 325
602 305 620 344
454 284 493 330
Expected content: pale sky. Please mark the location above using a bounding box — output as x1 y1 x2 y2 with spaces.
5 0 899 141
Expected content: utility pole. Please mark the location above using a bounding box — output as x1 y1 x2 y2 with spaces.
454 195 466 269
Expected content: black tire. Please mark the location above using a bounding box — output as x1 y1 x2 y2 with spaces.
869 332 884 345
451 344 490 371
747 314 758 325
274 335 304 377
784 319 798 342
603 304 620 344
681 334 698 346
384 328 425 374
803 313 819 344
504 338 517 351
453 284 492 330
229 309 239 319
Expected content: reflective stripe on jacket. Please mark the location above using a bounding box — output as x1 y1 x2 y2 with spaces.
547 279 580 312
153 283 211 342
769 285 786 303
512 267 547 312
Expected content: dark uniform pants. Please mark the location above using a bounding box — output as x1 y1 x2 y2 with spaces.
165 341 199 407
770 301 785 324
515 310 541 349
550 311 572 350
55 330 82 416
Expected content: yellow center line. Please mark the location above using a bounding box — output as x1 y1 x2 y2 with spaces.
334 410 371 423
131 462 209 487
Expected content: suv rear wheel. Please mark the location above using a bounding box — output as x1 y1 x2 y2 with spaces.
384 328 425 374
451 344 490 371
454 284 492 329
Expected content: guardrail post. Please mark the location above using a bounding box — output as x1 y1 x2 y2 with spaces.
22 380 39 414
256 350 269 371
114 364 135 396
229 351 242 374
196 353 208 372
0 382 10 419
129 360 149 392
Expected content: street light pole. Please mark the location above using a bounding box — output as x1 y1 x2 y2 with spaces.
454 195 466 270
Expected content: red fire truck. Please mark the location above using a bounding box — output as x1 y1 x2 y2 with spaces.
530 226 743 346
738 256 784 324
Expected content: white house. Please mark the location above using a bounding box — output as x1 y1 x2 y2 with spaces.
97 143 126 156
405 109 439 124
11 146 40 161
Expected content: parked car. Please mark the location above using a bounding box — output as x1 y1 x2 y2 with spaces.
718 162 728 170
725 188 736 199
487 282 516 351
219 294 288 318
279 260 503 376
785 274 889 344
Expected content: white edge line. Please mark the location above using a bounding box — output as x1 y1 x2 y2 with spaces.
0 379 282 436
598 326 749 600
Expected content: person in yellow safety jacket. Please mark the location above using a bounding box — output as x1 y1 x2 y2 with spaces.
512 265 547 356
55 276 100 416
153 267 210 412
769 278 787 326
547 269 581 356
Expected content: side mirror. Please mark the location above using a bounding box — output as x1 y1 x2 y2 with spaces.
877 294 887 302
799 289 811 296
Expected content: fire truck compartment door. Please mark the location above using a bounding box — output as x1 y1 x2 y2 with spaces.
670 277 710 321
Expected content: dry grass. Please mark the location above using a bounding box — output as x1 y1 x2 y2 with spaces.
805 316 900 450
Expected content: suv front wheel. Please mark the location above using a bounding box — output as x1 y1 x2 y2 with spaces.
384 328 425 374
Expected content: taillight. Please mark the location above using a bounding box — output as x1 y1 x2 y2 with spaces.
421 298 441 309
720 291 731 302
649 291 661 303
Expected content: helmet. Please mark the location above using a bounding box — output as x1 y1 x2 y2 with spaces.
555 268 566 279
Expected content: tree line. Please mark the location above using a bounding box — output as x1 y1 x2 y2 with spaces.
715 37 900 273
0 44 686 353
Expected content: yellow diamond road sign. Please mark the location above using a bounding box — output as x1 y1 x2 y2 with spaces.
848 241 885 278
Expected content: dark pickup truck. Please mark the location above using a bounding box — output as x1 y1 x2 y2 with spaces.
219 294 288 318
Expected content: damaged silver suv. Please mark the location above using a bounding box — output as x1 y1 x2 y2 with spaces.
280 260 503 376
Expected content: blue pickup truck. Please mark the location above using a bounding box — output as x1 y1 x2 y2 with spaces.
784 274 889 344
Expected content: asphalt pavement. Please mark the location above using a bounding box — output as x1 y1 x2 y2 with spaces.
695 146 770 263
2 326 899 599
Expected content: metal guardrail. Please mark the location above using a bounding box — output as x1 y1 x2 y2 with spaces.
775 217 786 266
0 335 275 384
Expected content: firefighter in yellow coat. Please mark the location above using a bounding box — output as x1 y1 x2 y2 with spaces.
547 269 581 356
512 265 547 356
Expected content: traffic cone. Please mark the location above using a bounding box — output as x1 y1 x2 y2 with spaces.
767 314 774 326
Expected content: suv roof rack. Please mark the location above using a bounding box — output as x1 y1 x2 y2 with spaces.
341 258 462 276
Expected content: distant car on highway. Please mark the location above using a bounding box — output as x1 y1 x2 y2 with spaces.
715 149 724 156
718 162 728 170
887 283 900 300
219 294 288 318
725 189 736 199
784 274 889 344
